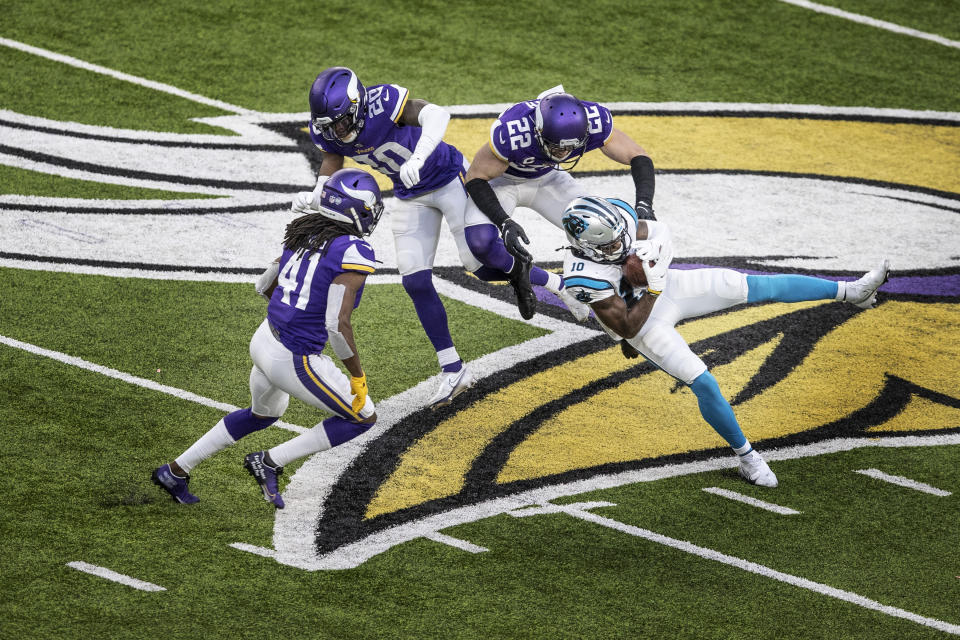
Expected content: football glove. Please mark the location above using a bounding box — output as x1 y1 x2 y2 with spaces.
292 175 330 213
350 373 368 414
642 255 667 295
635 200 656 221
501 219 532 263
399 152 426 189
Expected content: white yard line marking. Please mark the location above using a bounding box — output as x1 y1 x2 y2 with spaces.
855 468 952 497
777 0 960 49
422 532 488 554
0 36 255 114
543 502 960 636
0 333 306 433
702 487 801 515
66 561 166 592
229 542 277 559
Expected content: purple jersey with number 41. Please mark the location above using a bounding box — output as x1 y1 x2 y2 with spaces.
309 83 464 199
267 235 377 355
489 99 614 179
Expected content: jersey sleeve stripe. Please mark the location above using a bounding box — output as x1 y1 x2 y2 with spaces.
488 121 509 162
565 276 615 290
390 85 409 123
342 263 375 273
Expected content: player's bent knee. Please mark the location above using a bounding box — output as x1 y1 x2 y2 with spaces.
401 270 436 295
464 224 499 261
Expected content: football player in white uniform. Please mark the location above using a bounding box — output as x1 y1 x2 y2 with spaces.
560 196 890 487
153 169 384 508
463 87 656 321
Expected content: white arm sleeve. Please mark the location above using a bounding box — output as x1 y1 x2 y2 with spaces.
325 283 354 360
412 103 450 159
255 260 279 299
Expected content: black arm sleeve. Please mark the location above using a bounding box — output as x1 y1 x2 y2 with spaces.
465 178 509 228
630 155 656 207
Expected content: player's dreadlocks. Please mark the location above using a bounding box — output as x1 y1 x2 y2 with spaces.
283 211 357 257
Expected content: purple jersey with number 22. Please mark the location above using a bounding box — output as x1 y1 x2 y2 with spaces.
488 99 614 179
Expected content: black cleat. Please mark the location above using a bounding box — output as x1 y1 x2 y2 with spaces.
509 258 537 320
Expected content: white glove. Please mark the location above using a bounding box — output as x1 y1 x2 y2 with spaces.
399 152 426 189
630 239 658 261
291 191 319 214
291 175 330 214
642 256 667 295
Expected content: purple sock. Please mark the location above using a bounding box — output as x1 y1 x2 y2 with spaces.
402 271 454 353
323 415 375 447
442 361 463 373
529 266 550 287
223 407 277 440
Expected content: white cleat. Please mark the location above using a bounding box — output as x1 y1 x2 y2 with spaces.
558 287 591 322
738 450 778 488
428 366 474 408
840 259 890 309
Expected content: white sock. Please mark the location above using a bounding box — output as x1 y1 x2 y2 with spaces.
734 440 753 456
175 420 235 474
545 272 563 294
269 424 332 467
835 281 846 301
437 346 460 369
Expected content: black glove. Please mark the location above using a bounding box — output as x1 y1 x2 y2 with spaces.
621 340 640 359
635 200 656 221
501 219 532 263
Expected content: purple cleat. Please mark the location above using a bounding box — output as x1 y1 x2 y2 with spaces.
151 463 199 504
244 451 284 509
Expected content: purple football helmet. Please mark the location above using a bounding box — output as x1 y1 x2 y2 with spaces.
310 67 366 143
534 93 589 165
317 168 384 236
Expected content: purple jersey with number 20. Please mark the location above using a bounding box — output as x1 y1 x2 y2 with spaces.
267 235 377 355
488 99 613 179
309 83 464 200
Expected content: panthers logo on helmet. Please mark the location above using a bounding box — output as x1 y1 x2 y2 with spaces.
563 214 587 238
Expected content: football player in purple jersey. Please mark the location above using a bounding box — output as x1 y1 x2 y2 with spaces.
294 66 492 408
153 168 384 509
463 87 656 322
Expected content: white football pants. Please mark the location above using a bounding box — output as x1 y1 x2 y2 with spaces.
247 320 375 421
626 268 750 385
391 170 482 274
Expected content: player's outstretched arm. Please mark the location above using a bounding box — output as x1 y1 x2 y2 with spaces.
601 129 656 220
589 290 659 341
465 144 531 261
398 98 450 188
326 271 370 412
292 152 345 213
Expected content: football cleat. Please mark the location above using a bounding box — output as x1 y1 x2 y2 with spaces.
558 287 590 322
738 450 778 488
429 366 475 408
244 451 285 509
840 259 890 309
151 463 199 504
509 258 537 320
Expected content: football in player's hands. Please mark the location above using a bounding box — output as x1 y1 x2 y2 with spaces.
622 253 649 287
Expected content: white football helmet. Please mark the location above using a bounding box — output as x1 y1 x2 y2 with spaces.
562 196 631 264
